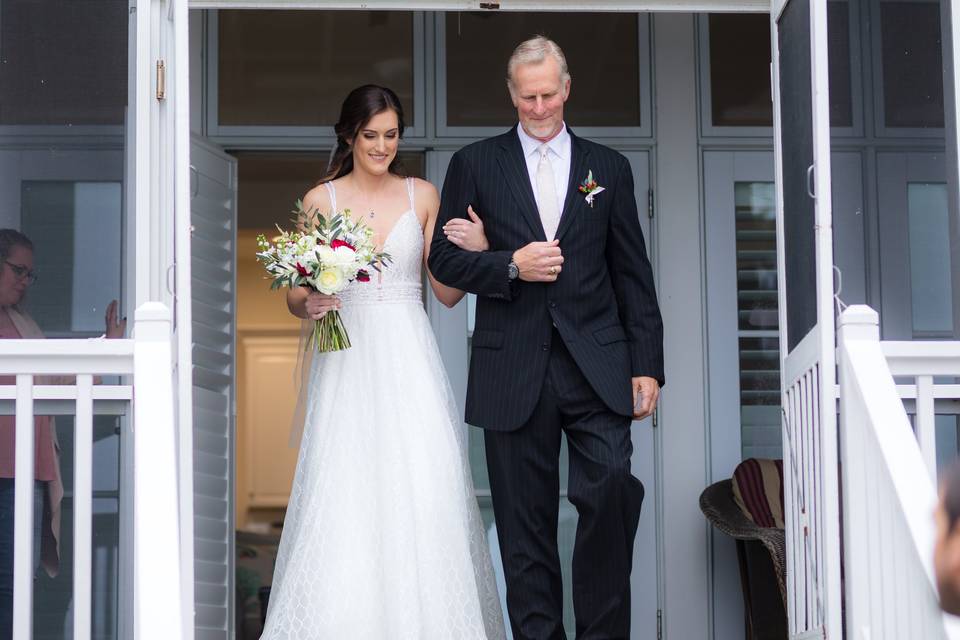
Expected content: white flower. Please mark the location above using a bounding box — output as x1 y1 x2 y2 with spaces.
332 245 358 268
315 267 346 294
315 244 336 266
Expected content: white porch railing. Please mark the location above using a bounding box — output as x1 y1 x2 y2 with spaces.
837 305 960 639
781 325 842 639
0 302 183 640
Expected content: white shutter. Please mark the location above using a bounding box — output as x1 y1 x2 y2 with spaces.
189 136 237 640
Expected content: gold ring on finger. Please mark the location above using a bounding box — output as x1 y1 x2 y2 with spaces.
549 266 557 275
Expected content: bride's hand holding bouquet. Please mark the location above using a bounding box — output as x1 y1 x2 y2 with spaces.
256 201 391 352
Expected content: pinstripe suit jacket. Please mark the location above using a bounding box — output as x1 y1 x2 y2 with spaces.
429 126 664 431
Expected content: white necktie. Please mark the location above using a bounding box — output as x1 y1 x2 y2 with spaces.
536 144 561 240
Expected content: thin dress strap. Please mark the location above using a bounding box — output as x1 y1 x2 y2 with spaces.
405 177 415 212
323 181 338 212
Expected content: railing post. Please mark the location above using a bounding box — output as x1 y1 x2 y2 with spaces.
837 305 880 640
837 304 880 344
132 303 183 640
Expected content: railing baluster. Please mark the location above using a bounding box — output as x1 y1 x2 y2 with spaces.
13 374 34 639
915 375 937 483
785 388 797 632
74 374 94 640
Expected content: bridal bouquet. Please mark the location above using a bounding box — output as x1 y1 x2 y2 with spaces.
256 201 391 352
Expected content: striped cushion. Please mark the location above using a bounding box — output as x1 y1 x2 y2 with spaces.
731 458 785 529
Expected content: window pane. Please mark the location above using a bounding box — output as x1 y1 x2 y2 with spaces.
708 14 772 127
908 183 953 332
735 182 782 459
218 11 415 127
735 182 778 331
236 152 425 230
445 13 641 127
42 415 122 639
880 1 944 128
707 8 852 128
0 0 126 125
0 3 129 633
827 1 853 127
21 181 123 334
740 337 783 459
935 414 959 480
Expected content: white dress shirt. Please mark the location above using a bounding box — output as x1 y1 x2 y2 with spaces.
517 123 571 216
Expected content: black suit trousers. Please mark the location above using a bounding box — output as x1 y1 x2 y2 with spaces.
484 332 644 640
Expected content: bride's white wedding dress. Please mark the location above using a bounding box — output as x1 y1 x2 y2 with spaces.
260 178 506 640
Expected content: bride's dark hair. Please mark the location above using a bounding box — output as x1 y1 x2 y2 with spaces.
320 85 407 183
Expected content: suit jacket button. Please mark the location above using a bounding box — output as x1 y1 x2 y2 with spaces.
549 301 557 308
541 342 549 351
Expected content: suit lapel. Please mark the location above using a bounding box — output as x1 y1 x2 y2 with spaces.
554 132 590 243
497 129 547 242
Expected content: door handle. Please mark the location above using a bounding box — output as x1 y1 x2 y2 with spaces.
806 164 815 199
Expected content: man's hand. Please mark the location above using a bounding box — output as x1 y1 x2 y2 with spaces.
632 376 660 420
513 240 563 282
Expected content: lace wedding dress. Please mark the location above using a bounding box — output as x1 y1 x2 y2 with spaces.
260 178 506 640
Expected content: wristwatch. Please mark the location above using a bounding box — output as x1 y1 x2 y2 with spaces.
507 260 519 281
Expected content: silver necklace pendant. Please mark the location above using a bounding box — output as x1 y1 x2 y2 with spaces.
368 210 375 219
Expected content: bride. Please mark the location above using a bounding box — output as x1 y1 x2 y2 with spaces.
259 85 506 640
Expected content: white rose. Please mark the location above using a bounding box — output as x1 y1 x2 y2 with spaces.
333 245 358 268
315 244 336 266
316 267 346 294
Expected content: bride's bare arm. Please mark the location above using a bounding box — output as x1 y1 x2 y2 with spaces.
421 180 475 308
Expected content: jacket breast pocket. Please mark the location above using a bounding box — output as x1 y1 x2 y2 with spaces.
471 329 504 350
593 325 627 345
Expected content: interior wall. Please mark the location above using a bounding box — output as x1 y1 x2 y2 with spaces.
235 229 301 531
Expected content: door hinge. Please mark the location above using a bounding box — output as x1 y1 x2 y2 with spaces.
647 188 655 219
657 608 663 640
156 59 166 101
479 1 500 8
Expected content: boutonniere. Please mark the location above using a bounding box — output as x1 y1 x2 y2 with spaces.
578 170 605 208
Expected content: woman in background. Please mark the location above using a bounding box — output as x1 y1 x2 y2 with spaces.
0 228 125 640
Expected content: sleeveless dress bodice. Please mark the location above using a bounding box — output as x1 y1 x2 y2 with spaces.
326 178 424 306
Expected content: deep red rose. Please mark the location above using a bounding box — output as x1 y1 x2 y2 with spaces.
295 262 311 277
330 239 355 251
356 269 370 282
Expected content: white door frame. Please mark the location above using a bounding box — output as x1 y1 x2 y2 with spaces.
159 2 960 640
134 1 194 639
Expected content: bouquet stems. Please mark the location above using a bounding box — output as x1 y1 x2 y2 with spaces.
312 310 351 352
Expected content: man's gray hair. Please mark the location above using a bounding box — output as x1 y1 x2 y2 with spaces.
506 36 571 91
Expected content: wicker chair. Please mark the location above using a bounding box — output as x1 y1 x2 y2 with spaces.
700 476 787 640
